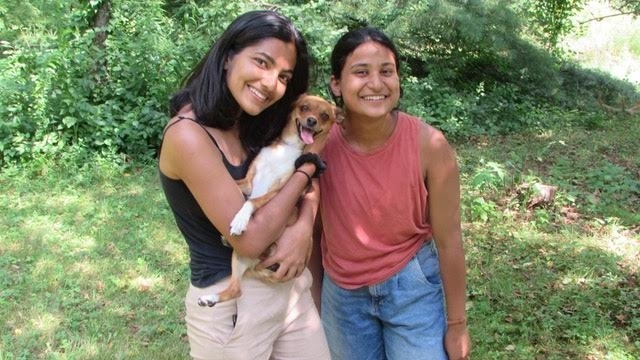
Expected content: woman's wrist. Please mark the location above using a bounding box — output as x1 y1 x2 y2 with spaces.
294 169 312 190
446 317 467 327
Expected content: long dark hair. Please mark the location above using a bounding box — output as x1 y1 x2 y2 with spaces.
329 27 400 106
170 10 310 152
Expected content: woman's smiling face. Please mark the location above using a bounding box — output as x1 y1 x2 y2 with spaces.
331 40 400 121
225 37 297 116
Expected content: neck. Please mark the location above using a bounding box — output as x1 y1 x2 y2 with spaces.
281 133 305 149
342 111 397 152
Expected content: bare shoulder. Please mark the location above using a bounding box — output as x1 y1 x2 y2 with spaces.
414 118 459 182
163 117 207 146
159 117 222 178
417 119 453 155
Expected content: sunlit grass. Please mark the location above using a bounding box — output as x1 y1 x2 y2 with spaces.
0 150 190 359
457 111 639 358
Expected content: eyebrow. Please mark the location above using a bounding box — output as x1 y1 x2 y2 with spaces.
256 52 294 74
256 52 276 65
349 61 395 69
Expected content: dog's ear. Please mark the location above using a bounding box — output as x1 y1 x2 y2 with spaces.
334 106 345 124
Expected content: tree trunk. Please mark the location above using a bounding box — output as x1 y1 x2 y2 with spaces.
92 0 111 48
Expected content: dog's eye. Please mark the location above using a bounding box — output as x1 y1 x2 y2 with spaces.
320 113 330 121
300 104 310 112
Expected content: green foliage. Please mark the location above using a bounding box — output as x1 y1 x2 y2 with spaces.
274 0 346 96
0 0 638 166
1 1 170 163
400 76 474 139
515 0 588 48
610 0 640 16
459 114 640 227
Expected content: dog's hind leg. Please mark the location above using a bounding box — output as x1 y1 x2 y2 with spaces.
197 293 220 307
198 252 255 306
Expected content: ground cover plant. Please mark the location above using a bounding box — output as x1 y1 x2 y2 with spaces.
458 113 639 359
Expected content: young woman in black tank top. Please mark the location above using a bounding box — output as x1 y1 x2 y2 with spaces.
157 10 330 360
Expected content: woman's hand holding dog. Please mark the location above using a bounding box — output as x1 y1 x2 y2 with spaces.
256 175 318 282
257 217 313 282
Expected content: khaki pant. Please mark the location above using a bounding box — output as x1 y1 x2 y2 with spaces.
185 269 329 360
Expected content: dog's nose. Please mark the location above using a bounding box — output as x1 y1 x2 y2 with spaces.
306 117 317 127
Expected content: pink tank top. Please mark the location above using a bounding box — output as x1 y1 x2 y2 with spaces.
319 112 432 289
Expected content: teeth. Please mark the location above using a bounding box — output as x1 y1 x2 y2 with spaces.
249 86 267 101
363 95 385 101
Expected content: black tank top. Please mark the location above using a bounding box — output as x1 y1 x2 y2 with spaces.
158 117 251 288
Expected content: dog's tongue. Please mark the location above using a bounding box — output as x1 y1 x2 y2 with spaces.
301 128 315 144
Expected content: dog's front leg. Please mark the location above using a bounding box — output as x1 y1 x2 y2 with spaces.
229 186 284 235
235 177 252 196
235 163 257 196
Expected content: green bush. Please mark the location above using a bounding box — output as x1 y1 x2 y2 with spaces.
1 0 638 166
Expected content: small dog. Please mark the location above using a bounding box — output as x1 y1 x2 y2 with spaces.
198 94 343 307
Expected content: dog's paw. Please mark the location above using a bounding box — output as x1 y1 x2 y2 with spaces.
229 202 254 235
229 214 249 235
197 294 220 307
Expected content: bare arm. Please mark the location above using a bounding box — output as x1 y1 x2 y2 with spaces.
159 119 315 259
420 123 470 359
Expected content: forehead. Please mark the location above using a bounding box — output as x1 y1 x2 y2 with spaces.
242 37 297 69
345 41 396 67
298 96 330 110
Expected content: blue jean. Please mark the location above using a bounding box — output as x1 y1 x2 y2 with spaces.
321 240 447 360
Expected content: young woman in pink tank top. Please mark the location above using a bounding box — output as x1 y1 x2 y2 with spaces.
314 27 470 360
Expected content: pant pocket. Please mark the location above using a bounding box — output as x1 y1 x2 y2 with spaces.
185 282 240 348
414 241 443 288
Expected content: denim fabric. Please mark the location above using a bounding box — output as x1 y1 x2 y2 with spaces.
321 240 447 360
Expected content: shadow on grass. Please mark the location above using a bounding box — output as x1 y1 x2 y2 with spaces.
466 223 639 359
0 165 190 358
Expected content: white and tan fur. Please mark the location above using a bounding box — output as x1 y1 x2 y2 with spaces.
198 94 343 307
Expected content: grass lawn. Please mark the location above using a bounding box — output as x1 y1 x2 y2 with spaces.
0 157 190 359
457 113 639 359
1 113 638 359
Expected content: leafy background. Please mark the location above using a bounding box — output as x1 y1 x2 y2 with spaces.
1 0 638 165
